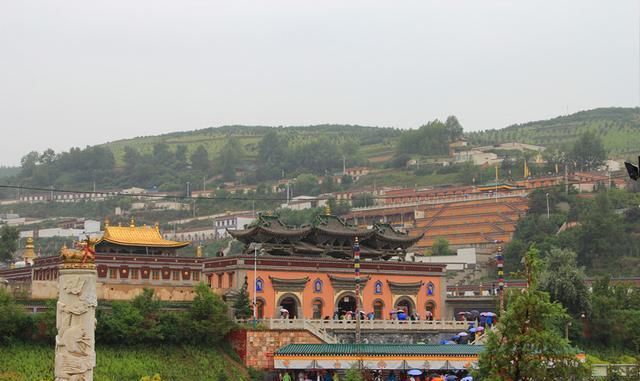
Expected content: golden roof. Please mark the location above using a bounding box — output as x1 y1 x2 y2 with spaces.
97 225 189 248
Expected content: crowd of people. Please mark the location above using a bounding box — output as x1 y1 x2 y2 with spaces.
328 308 434 321
276 370 473 381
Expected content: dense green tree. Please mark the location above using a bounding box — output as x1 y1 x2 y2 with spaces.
190 145 211 173
570 131 606 170
351 193 375 208
218 138 243 181
445 115 464 141
574 192 627 268
0 225 19 263
233 282 253 319
475 248 589 380
190 283 234 344
430 237 453 256
0 289 33 343
293 173 319 196
20 150 40 177
539 247 591 317
39 148 56 165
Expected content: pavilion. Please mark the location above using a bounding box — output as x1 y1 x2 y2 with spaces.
274 343 483 371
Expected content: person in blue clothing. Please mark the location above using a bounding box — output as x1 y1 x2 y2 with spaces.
387 371 397 381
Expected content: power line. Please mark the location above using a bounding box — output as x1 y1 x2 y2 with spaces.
0 175 627 205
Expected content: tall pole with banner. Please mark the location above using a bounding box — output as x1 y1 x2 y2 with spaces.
354 237 361 345
496 244 505 313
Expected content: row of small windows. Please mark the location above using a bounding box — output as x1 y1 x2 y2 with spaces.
215 219 236 227
255 278 436 295
104 268 199 282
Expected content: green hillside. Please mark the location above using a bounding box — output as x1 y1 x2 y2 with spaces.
0 343 249 381
466 107 640 157
102 124 399 165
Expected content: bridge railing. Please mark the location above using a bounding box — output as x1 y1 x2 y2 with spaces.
235 318 468 331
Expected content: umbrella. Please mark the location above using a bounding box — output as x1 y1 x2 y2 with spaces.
476 326 485 331
407 370 423 376
457 311 467 315
485 312 497 317
452 335 460 340
469 328 477 333
458 332 468 336
461 377 474 381
444 340 457 344
480 312 487 316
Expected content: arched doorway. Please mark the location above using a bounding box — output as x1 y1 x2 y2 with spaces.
373 299 384 320
425 301 436 320
277 294 301 319
336 292 358 316
256 298 265 319
312 298 324 319
394 297 415 316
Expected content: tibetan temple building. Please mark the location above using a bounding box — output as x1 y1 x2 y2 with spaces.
1 213 448 320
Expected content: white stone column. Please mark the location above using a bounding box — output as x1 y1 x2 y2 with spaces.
55 247 97 381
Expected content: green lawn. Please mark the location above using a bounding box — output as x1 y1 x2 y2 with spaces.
0 343 247 381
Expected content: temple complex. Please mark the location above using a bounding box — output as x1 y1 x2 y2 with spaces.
0 212 448 320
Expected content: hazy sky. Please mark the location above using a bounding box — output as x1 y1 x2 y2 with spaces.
1 1 638 166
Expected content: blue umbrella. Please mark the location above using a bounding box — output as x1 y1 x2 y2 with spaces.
407 369 422 376
469 328 477 333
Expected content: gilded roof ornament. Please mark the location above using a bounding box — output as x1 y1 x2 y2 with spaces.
60 236 97 270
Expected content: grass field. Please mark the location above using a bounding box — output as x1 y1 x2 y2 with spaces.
0 343 248 381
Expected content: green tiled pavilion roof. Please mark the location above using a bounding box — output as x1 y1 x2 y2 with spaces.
275 344 484 357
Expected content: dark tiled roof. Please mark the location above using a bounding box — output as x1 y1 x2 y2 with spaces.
275 344 484 357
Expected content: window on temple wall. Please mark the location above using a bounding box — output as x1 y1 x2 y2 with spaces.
227 273 233 288
173 271 180 281
152 270 160 280
374 280 383 295
217 274 223 288
426 282 435 296
109 268 117 279
373 299 384 320
192 272 200 281
312 299 323 319
131 269 139 280
313 279 323 293
256 277 264 293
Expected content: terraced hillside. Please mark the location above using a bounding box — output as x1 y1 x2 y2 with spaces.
412 196 529 249
101 124 399 165
466 107 640 157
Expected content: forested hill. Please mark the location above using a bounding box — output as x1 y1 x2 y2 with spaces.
466 107 640 157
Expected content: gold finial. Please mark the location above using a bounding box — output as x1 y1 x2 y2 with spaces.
143 224 147 228
196 245 203 258
130 218 135 228
324 205 331 216
154 222 159 231
104 218 110 228
23 237 36 265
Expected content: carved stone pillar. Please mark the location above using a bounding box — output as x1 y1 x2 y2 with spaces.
55 242 97 381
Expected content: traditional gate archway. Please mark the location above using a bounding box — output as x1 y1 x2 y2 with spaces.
276 293 301 319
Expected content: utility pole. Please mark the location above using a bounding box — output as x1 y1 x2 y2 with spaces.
342 156 346 175
564 163 569 196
